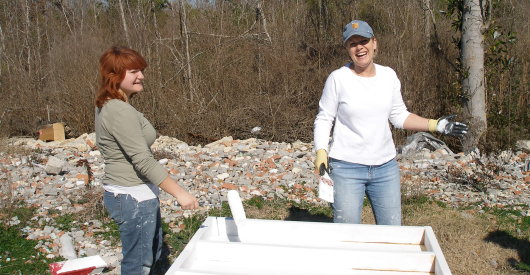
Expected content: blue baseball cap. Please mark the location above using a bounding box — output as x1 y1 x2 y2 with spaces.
342 20 374 43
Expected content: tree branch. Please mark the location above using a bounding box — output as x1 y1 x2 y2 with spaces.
479 0 492 30
423 0 460 71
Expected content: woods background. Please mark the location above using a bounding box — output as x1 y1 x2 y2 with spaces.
0 0 527 152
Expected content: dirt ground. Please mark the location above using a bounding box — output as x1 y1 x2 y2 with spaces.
401 203 527 275
245 201 528 275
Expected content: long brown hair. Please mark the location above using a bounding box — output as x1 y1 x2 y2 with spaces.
95 46 147 108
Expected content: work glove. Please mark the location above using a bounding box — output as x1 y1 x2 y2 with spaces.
314 149 329 176
428 115 469 137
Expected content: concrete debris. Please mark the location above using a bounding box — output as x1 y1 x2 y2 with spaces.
516 140 530 152
400 132 453 156
45 156 66 175
1 134 529 274
59 233 77 260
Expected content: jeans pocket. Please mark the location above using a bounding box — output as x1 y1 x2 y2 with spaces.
103 192 124 224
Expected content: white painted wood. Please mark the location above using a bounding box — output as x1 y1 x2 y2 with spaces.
201 218 425 252
166 270 221 275
55 255 107 273
166 217 451 275
168 218 212 271
170 267 434 275
227 190 246 225
189 241 435 272
423 226 452 275
207 218 426 244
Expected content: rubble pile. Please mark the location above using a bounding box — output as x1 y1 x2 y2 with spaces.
1 134 528 273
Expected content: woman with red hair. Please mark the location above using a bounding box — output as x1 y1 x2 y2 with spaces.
95 46 198 275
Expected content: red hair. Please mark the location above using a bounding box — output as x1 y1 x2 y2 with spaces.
95 46 147 108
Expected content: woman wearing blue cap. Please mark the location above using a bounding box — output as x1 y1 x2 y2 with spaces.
313 20 468 225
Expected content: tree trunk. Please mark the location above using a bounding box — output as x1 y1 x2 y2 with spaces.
179 0 194 101
257 1 271 44
0 19 5 76
60 1 73 36
23 0 31 75
118 0 131 46
461 0 487 150
422 0 433 39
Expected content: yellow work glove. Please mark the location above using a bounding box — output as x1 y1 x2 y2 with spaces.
314 149 329 175
428 115 469 137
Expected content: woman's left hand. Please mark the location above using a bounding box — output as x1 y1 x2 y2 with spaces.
159 176 199 210
175 191 199 210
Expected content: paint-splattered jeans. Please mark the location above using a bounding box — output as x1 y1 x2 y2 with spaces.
103 191 163 275
329 158 401 225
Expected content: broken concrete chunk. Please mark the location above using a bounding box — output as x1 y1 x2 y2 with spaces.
59 233 77 260
515 140 530 151
42 185 59 196
45 156 66 175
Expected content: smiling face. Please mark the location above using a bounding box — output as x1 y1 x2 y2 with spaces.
345 35 377 75
119 69 145 99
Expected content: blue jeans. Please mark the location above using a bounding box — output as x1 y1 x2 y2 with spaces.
103 192 163 275
329 158 401 225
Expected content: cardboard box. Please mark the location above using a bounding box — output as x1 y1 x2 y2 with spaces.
39 123 65 142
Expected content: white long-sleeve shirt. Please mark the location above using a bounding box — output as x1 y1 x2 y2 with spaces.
314 63 411 165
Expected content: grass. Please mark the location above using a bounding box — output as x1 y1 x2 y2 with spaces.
207 201 232 217
402 199 529 274
481 206 530 273
0 205 60 275
55 214 76 232
7 206 35 223
95 218 121 246
244 196 265 209
165 214 207 255
162 195 529 275
485 206 530 235
0 139 34 156
1 195 528 275
0 225 58 275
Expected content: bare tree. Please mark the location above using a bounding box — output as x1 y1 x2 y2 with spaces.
179 0 194 101
59 0 74 36
461 0 491 150
0 0 527 148
421 0 433 39
0 17 5 76
256 1 271 44
23 0 31 75
118 0 131 46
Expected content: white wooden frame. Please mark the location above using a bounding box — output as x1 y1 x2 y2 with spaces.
166 217 451 275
